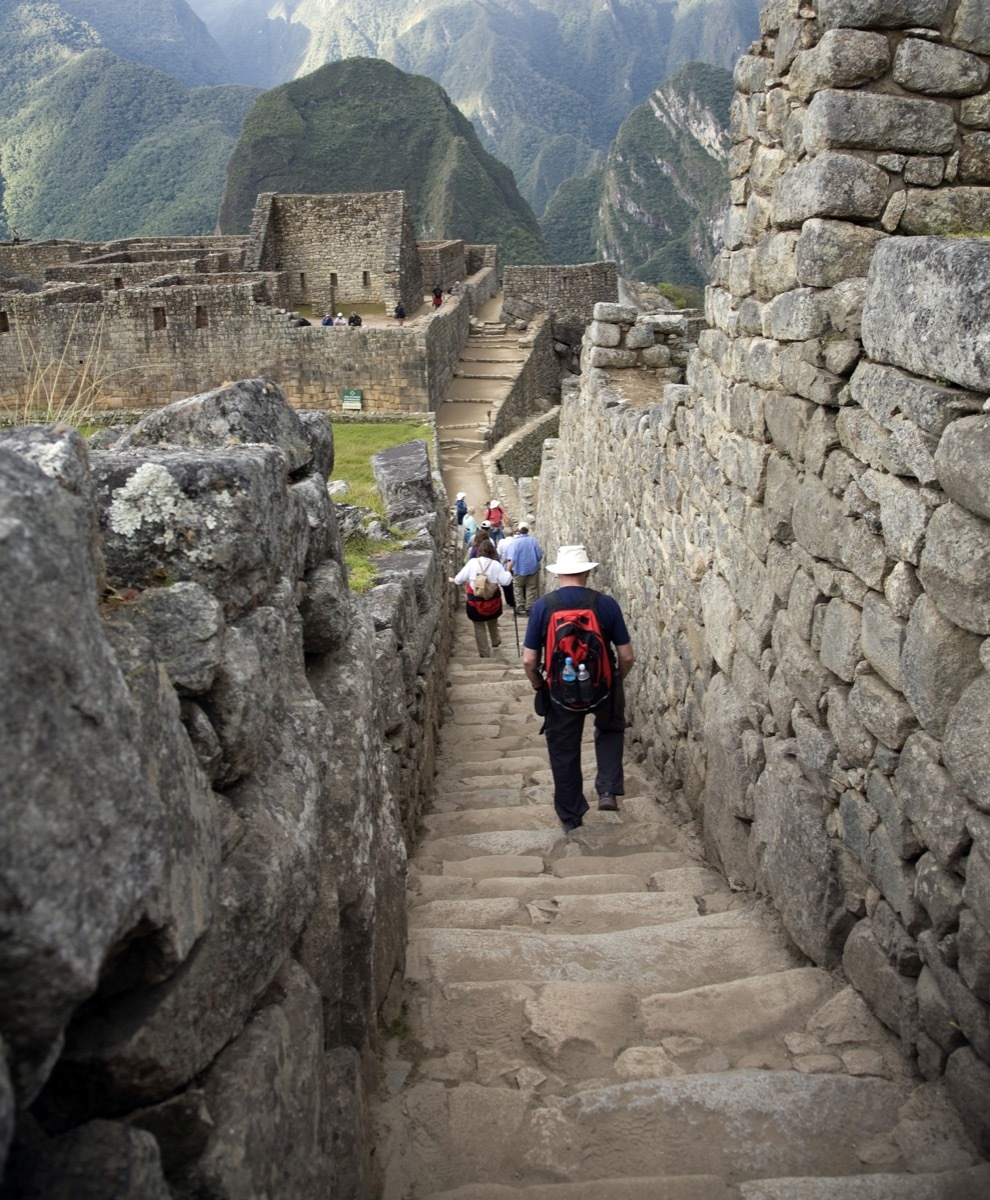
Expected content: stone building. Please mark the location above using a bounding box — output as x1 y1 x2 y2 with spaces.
0 192 498 415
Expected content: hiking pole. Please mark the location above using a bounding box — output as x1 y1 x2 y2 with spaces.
512 595 520 657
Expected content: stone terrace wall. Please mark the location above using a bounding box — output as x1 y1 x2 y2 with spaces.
0 275 472 414
489 314 561 445
0 379 452 1196
537 0 990 1151
418 240 467 292
502 261 619 346
583 303 700 385
0 240 87 283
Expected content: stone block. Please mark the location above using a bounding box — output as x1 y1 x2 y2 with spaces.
701 675 761 886
765 393 814 462
943 673 990 814
587 346 639 369
915 854 964 940
753 748 855 966
900 187 990 237
961 95 990 129
863 237 990 395
641 343 672 368
771 152 889 228
772 610 839 722
792 473 843 562
960 133 990 185
946 1048 990 1157
699 571 739 675
719 432 770 501
825 278 868 339
838 517 887 591
965 836 990 928
953 0 990 55
893 38 989 96
902 155 944 187
919 502 990 636
819 0 947 27
298 559 352 655
588 320 622 348
841 919 918 1047
896 732 973 869
884 561 922 619
820 598 862 683
734 53 771 95
860 591 906 692
117 581 225 696
919 930 990 1061
858 469 933 565
849 672 917 749
796 219 885 289
765 453 800 542
836 407 907 475
826 685 876 767
752 231 799 301
788 29 890 102
592 303 637 323
936 415 990 524
868 823 923 930
901 594 983 738
793 710 839 795
805 90 955 157
624 323 654 350
765 288 832 341
957 910 990 998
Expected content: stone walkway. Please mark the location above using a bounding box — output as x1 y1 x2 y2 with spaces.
372 621 989 1197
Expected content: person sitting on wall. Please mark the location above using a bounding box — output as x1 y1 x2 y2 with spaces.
321 312 334 326
394 303 406 326
432 284 443 309
295 317 312 326
348 311 363 327
333 312 347 327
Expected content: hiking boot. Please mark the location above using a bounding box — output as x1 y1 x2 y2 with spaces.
597 794 618 811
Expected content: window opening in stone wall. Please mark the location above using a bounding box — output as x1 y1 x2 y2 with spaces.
330 272 338 288
0 311 9 334
299 272 306 290
153 307 167 331
195 306 209 329
363 271 370 287
114 277 124 290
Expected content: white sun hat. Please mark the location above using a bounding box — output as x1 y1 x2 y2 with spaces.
546 545 599 575
455 491 466 500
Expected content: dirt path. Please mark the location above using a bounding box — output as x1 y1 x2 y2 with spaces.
372 623 988 1197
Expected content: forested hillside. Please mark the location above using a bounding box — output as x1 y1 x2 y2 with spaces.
543 62 733 288
194 0 761 215
218 58 547 265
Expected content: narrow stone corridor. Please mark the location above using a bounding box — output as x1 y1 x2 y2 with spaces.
371 615 989 1198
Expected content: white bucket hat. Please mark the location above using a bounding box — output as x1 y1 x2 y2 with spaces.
547 544 598 575
455 492 466 500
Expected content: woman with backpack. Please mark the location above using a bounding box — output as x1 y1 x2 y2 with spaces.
449 537 513 658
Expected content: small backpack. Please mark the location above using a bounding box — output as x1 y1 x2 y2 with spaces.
471 561 497 600
544 589 613 710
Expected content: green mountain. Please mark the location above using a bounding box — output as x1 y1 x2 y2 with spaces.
542 61 733 288
217 57 547 264
0 46 257 239
196 0 761 214
0 0 232 89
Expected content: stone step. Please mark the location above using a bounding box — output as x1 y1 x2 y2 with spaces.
471 873 650 899
408 890 702 934
378 1071 952 1199
738 1166 990 1199
405 907 803 991
412 828 565 868
426 1177 733 1200
421 807 560 837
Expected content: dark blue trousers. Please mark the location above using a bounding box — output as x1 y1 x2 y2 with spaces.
544 703 625 829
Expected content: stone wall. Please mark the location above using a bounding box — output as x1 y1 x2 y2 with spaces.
502 261 619 346
0 379 452 1195
582 303 700 384
537 0 990 1152
418 240 467 292
489 314 561 445
0 274 475 414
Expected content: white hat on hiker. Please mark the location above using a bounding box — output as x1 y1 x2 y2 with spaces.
547 545 598 575
480 520 492 529
456 492 466 500
517 522 529 532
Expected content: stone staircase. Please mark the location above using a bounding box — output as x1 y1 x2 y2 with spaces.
373 621 989 1199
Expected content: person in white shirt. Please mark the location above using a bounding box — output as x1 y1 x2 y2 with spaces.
449 537 513 658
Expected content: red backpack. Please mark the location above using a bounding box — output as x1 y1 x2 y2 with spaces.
543 589 613 710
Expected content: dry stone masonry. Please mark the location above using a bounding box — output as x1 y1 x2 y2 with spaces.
0 380 452 1195
537 0 990 1152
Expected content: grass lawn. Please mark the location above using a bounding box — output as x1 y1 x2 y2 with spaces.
331 420 435 591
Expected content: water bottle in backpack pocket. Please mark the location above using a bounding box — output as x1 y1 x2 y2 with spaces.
561 657 578 705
